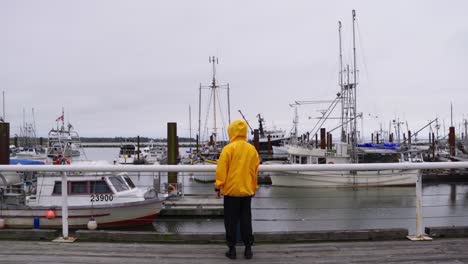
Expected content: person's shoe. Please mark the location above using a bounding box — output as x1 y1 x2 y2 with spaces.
244 246 253 259
225 246 236 259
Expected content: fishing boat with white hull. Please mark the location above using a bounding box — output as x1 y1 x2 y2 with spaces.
0 160 164 229
269 144 421 187
269 10 421 188
47 109 82 158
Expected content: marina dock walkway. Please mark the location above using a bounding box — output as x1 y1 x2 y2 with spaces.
2 238 468 264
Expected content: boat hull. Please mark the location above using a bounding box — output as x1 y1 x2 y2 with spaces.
1 198 163 229
269 169 420 187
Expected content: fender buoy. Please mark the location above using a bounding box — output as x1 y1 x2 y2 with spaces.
45 210 55 219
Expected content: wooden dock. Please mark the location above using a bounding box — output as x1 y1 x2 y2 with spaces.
1 238 468 263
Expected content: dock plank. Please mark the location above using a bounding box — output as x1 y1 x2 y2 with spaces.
1 239 468 263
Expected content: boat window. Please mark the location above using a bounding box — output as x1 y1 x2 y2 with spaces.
90 180 112 194
109 176 130 192
71 182 88 194
123 176 136 189
294 156 300 164
300 156 307 164
318 157 327 164
53 181 62 194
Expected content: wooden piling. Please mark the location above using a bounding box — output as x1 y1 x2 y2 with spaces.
0 122 9 165
408 131 412 145
167 122 178 184
449 127 456 156
320 128 326 149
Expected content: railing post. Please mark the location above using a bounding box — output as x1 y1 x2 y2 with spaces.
407 171 432 241
61 171 69 239
53 171 76 242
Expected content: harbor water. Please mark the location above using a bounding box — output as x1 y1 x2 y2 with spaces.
83 147 468 235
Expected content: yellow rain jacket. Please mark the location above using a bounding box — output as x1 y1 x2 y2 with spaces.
215 120 260 197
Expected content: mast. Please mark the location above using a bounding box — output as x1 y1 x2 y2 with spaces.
61 107 65 131
189 105 192 152
351 9 358 163
209 56 218 151
198 83 202 148
339 21 345 143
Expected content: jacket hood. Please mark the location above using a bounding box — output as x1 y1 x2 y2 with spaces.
228 120 247 142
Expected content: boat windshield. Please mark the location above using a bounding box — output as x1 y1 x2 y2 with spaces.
109 176 130 192
123 176 136 189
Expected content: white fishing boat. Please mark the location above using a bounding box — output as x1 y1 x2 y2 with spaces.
15 147 48 162
0 160 164 229
269 143 421 187
141 142 166 165
117 143 145 164
47 109 82 158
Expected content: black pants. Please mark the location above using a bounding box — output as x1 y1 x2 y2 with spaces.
223 196 254 247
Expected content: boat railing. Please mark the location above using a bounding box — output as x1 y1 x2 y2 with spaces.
1 161 468 241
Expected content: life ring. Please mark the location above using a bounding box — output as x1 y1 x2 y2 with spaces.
167 184 177 193
55 157 71 165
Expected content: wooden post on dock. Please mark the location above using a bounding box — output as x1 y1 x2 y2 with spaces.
39 137 43 146
432 132 436 160
267 134 272 155
449 127 456 156
408 131 412 145
253 129 260 152
167 123 178 184
320 128 326 149
371 133 374 143
0 122 9 165
327 133 332 150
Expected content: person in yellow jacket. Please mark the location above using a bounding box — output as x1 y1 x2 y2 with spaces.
215 120 260 260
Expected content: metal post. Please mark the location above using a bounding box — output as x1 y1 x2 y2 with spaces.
61 172 69 239
407 172 432 241
52 170 75 242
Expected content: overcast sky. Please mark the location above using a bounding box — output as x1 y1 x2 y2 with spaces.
1 0 467 141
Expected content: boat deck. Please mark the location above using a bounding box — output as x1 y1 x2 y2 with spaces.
2 238 468 263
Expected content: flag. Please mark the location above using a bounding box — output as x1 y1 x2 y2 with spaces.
56 115 64 121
